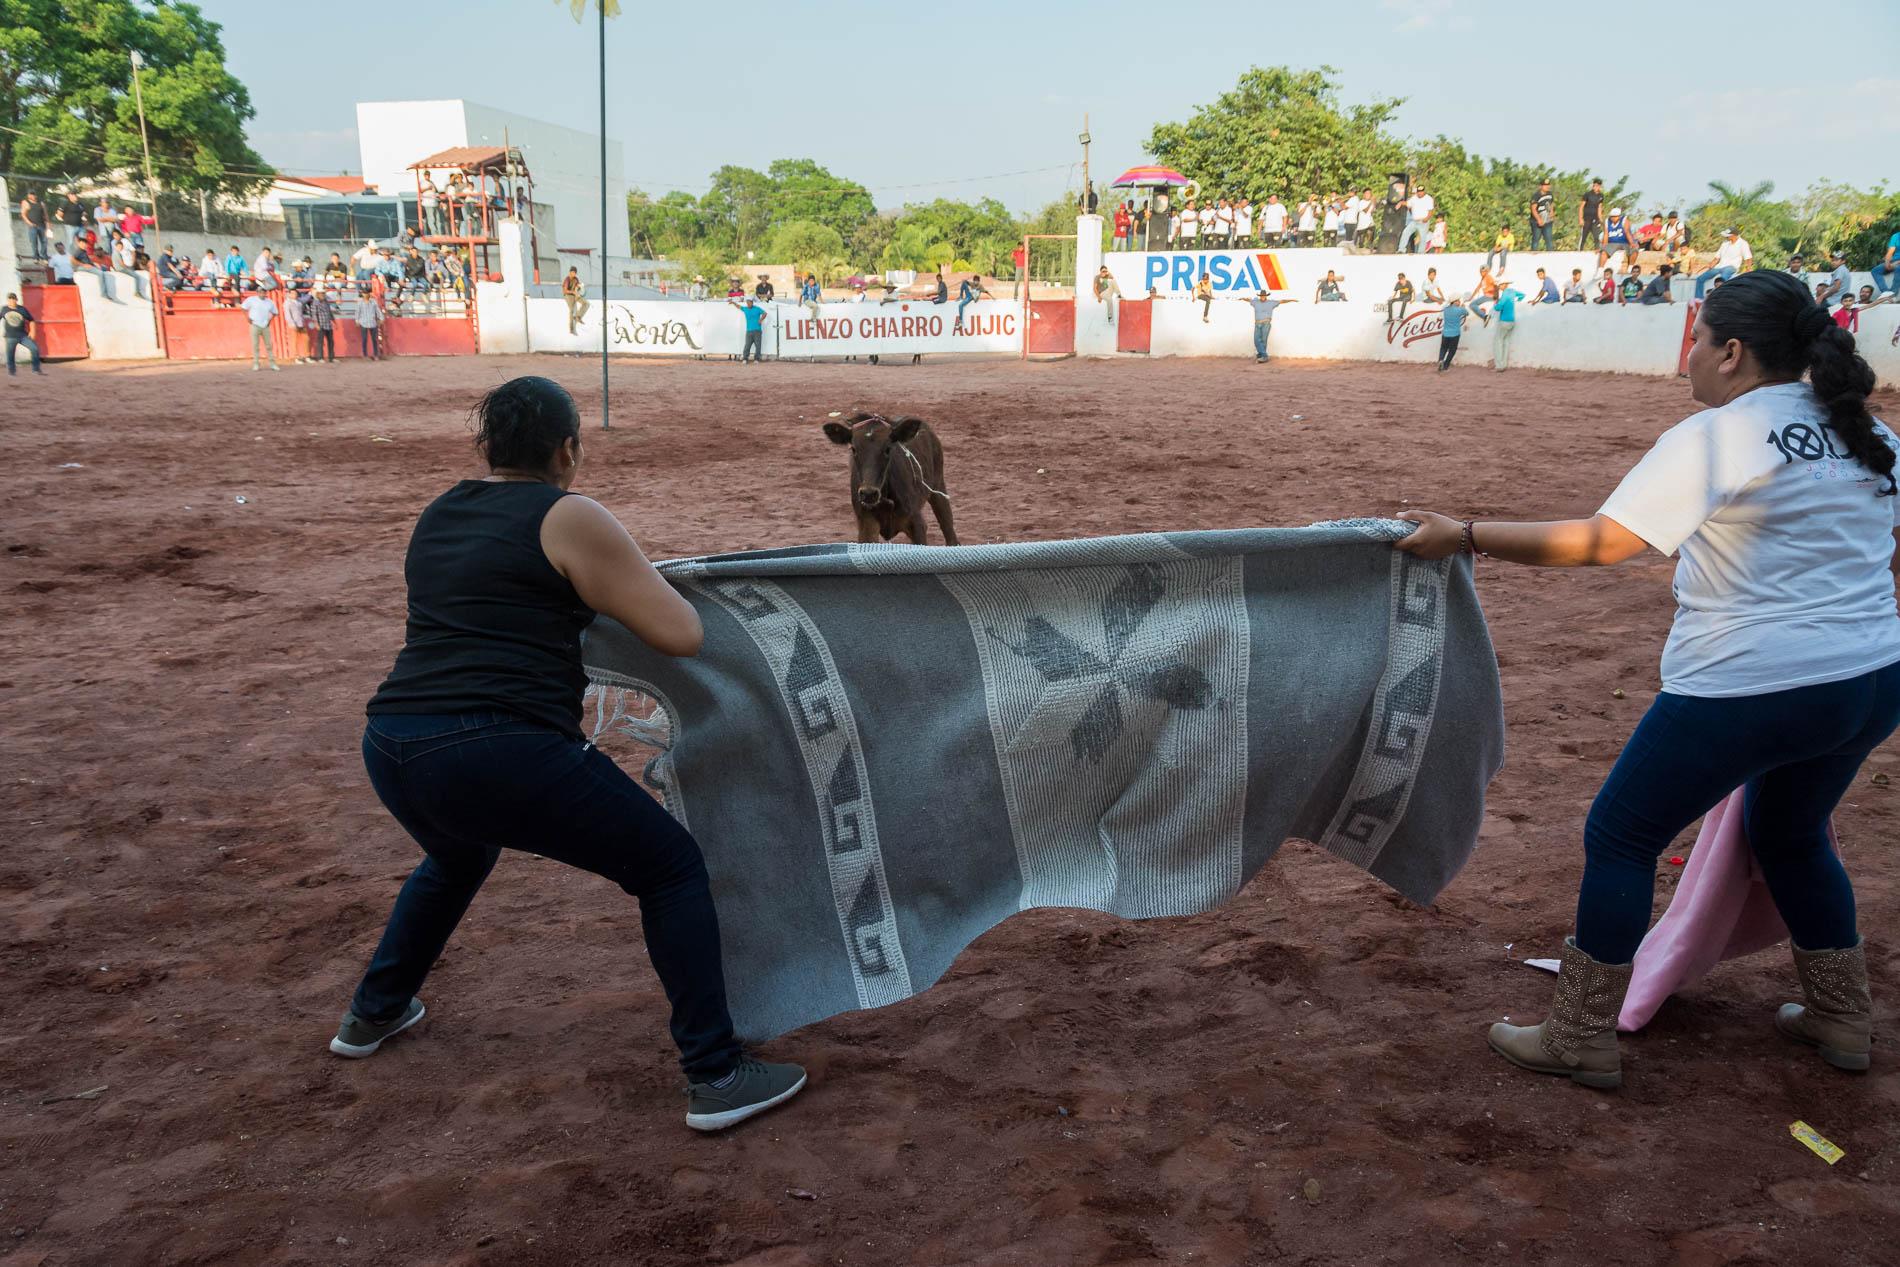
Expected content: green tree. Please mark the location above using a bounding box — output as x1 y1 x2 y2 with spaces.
848 213 897 272
1785 180 1892 262
0 0 269 194
1409 137 1632 253
626 187 705 258
699 164 774 256
1688 179 1802 268
764 158 875 242
1842 196 1900 271
762 219 846 274
1145 66 1405 204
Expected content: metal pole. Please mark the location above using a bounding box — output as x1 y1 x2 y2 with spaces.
598 0 610 430
129 52 159 209
1081 113 1089 204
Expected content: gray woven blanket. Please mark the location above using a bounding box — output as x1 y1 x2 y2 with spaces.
581 522 1503 1042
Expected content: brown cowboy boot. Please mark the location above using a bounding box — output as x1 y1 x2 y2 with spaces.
1488 937 1632 1089
1776 938 1873 1071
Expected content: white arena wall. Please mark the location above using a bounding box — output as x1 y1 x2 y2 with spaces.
472 215 1900 383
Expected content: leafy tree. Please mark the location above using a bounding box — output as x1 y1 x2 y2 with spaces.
1146 66 1406 205
1689 179 1802 268
764 158 874 242
627 188 705 258
699 164 774 256
0 0 269 195
1409 137 1632 253
762 219 846 275
848 213 897 271
1785 180 1892 262
1842 196 1900 271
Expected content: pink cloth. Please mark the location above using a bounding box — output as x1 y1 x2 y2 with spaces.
1618 788 1837 1031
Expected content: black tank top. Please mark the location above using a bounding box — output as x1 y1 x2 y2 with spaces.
367 480 594 738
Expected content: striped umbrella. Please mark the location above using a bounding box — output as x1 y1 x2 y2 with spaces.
1110 166 1191 187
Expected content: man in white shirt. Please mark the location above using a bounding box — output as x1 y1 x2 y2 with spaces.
49 242 74 284
1340 192 1362 247
1819 249 1853 309
1259 196 1288 246
1399 183 1435 254
239 284 280 371
1233 199 1253 248
1694 228 1753 299
252 247 278 290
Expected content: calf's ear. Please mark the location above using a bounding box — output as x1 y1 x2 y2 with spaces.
888 417 923 444
823 422 853 444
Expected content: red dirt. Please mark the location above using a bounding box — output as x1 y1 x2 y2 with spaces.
3 353 1897 1267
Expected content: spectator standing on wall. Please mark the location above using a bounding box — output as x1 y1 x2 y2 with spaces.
240 282 280 372
357 289 386 361
1437 294 1466 372
1180 200 1201 250
1529 180 1555 252
1400 182 1434 254
1387 272 1415 328
1247 290 1297 363
1321 196 1340 248
1113 201 1131 252
56 191 86 248
1871 227 1900 296
729 296 767 364
19 191 48 261
2 292 44 376
1427 217 1448 254
1694 228 1753 299
1579 178 1605 250
1234 198 1254 248
1295 197 1319 248
563 266 589 334
1340 190 1361 248
119 205 147 248
1011 244 1027 300
420 177 442 236
1089 267 1118 325
1259 196 1288 247
1491 282 1526 372
49 242 74 285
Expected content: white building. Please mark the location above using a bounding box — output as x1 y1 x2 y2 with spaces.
355 99 630 273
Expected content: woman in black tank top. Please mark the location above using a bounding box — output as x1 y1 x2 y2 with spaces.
333 377 805 1133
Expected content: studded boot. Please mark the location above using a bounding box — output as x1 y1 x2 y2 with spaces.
1776 938 1872 1071
1488 937 1633 1089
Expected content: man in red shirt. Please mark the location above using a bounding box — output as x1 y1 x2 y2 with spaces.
1011 244 1028 300
119 206 148 247
1112 202 1132 252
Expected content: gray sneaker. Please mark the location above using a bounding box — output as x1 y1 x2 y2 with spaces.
685 1056 807 1132
328 997 426 1058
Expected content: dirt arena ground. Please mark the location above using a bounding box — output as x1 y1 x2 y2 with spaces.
4 352 1899 1267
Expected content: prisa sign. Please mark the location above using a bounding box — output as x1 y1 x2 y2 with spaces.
1139 251 1290 294
1386 308 1444 348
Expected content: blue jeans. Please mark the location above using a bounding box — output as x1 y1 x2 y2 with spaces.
1253 320 1270 360
1693 265 1736 298
1575 662 1900 964
27 225 47 259
1398 220 1426 253
1872 262 1900 296
351 711 743 1079
5 335 42 374
1529 221 1553 251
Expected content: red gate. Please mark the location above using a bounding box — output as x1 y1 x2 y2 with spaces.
154 282 477 361
1116 296 1152 353
1025 299 1075 356
20 284 89 359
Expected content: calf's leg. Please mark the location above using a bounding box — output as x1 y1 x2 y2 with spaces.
929 491 959 546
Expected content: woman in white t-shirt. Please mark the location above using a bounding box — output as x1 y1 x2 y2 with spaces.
1397 270 1898 1088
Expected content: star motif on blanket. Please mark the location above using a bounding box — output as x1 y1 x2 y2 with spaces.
985 565 1213 765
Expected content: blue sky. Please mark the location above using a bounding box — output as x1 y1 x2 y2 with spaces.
209 0 1899 216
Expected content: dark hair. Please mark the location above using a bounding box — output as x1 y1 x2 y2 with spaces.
1701 270 1893 494
472 376 581 471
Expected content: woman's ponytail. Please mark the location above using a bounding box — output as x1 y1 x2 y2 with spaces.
1701 270 1896 495
1806 321 1894 495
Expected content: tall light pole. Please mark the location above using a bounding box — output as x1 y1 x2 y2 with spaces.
598 0 609 429
128 51 159 211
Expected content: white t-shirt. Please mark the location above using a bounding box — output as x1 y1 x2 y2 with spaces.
1322 205 1340 232
1297 204 1317 232
1599 382 1900 697
1408 193 1435 221
1714 237 1752 270
1261 203 1287 233
241 295 277 328
1341 197 1361 227
51 252 74 281
1181 209 1199 238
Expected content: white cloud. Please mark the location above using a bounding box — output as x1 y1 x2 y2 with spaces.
1381 0 1457 32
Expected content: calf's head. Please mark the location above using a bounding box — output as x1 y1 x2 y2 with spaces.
823 412 923 508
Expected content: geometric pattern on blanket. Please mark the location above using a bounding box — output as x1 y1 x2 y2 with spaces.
582 522 1503 1041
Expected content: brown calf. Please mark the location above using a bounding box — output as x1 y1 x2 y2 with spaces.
821 411 959 545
